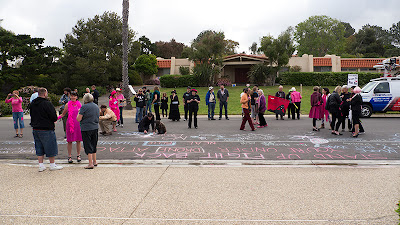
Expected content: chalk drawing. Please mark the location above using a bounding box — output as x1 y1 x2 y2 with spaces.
156 147 204 153
143 141 176 146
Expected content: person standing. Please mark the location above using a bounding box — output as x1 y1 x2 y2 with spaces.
328 86 343 135
91 85 100 105
99 105 117 136
187 89 200 129
30 87 39 103
160 92 168 118
152 86 161 120
217 85 230 120
168 90 181 121
59 88 71 139
320 88 331 129
290 87 302 119
77 93 100 169
257 89 267 128
205 86 216 120
109 91 119 132
349 87 363 137
250 87 259 123
340 85 352 132
240 88 256 131
30 88 63 172
58 91 82 163
116 88 126 128
5 90 25 138
286 89 295 120
134 89 145 123
309 86 323 131
145 89 152 115
182 86 191 121
275 86 285 120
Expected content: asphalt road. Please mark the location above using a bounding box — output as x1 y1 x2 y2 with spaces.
1 114 399 162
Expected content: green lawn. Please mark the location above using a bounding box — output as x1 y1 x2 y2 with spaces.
134 86 336 115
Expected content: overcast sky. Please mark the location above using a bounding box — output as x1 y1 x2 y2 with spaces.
1 0 400 54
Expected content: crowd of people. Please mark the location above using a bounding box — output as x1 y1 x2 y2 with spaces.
3 83 366 172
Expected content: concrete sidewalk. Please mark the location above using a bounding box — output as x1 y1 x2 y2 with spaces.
0 163 399 224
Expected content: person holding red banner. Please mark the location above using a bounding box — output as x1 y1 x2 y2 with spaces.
240 88 256 131
257 89 267 128
309 86 323 131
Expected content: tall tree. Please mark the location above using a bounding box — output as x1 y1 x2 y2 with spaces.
259 27 295 85
224 39 239 55
122 0 132 109
133 54 158 81
341 22 355 38
353 25 385 57
390 21 400 46
61 12 139 87
294 15 345 57
139 35 156 55
153 38 185 58
249 42 258 55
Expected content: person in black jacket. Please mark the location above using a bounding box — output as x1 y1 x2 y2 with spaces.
328 86 343 135
348 87 363 137
134 89 145 123
91 85 100 105
187 89 200 129
340 85 352 131
138 113 155 134
30 88 63 172
286 90 295 119
275 85 285 120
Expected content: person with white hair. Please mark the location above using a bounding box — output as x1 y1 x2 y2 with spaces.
340 85 352 132
257 89 268 128
348 87 363 137
275 85 285 120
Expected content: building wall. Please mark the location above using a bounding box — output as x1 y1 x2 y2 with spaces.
288 54 314 72
170 57 194 75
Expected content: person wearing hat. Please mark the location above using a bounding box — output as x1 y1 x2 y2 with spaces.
109 90 120 132
187 89 200 129
182 86 192 121
290 87 302 119
168 90 181 121
286 89 295 120
115 88 126 128
205 86 216 120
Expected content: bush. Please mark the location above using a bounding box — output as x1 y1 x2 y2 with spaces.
179 66 190 75
129 70 143 85
48 93 61 107
279 72 382 86
215 78 232 87
159 75 199 88
0 101 12 117
192 63 219 86
144 78 160 85
248 64 272 85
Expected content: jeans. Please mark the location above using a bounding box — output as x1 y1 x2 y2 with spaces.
33 130 58 157
145 102 152 115
208 102 215 119
154 103 160 120
219 101 228 118
12 112 25 129
118 107 124 125
136 107 144 123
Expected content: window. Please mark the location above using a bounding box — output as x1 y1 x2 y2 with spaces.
342 68 357 72
374 82 390 93
314 66 332 72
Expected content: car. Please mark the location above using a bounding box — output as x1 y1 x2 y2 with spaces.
360 76 400 117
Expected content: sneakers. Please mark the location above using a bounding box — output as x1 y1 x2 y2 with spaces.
38 166 46 172
49 165 63 171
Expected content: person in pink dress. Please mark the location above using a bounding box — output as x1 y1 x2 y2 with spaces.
58 91 83 163
320 87 331 129
309 86 323 131
109 90 120 132
115 88 126 128
5 90 24 138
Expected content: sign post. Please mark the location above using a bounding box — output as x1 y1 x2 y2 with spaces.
348 74 358 87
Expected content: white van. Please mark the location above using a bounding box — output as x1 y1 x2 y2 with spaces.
360 76 400 117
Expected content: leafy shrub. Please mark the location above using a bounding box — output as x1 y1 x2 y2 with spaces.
279 72 382 86
129 70 143 85
215 78 232 87
159 75 199 88
247 64 272 85
192 63 219 86
144 78 161 85
48 93 61 107
0 101 12 117
179 66 190 75
396 201 400 221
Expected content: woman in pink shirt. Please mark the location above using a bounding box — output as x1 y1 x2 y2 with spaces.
116 88 125 128
5 90 24 137
109 91 120 132
290 87 302 119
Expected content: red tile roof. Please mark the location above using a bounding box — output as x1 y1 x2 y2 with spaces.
224 53 268 60
341 58 387 68
157 60 171 68
313 58 332 67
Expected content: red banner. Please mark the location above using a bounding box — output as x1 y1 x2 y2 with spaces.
267 95 290 115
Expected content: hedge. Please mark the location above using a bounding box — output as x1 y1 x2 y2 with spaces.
279 72 382 86
159 75 199 88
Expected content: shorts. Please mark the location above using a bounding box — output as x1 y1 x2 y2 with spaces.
82 129 98 155
33 130 58 157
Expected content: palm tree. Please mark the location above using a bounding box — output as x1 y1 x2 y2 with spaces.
122 0 132 109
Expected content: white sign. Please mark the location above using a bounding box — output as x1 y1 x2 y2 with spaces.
128 85 136 95
348 74 358 87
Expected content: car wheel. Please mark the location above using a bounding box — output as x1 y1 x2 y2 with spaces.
361 105 372 118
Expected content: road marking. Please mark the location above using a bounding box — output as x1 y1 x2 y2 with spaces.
0 214 372 222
